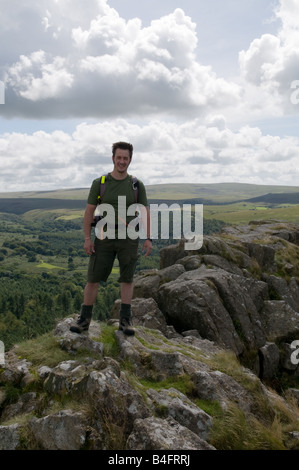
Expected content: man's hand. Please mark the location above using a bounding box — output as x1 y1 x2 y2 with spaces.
142 239 152 257
84 239 95 255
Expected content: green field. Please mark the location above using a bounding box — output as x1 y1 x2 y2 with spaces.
145 182 299 203
1 182 299 226
204 202 299 224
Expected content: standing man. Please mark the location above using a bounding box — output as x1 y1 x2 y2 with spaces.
70 142 152 335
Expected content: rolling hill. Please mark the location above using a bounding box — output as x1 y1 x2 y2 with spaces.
1 182 299 202
0 182 299 219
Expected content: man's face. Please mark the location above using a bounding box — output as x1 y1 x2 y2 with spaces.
113 149 131 174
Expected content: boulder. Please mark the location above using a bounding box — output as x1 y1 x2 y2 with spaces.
29 410 87 450
146 387 213 440
258 342 280 379
158 268 245 354
126 416 216 450
261 301 299 342
54 317 103 355
191 368 267 415
111 297 168 333
0 424 21 450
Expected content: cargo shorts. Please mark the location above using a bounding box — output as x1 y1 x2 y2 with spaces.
87 238 139 284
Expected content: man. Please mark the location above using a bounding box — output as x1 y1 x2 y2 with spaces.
70 141 152 335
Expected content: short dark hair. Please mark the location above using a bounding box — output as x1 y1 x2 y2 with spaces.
112 141 133 159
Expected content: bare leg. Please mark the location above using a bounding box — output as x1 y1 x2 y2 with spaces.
120 282 134 304
84 282 99 305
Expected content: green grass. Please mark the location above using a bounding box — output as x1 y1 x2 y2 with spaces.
145 182 299 202
36 261 66 270
139 375 195 397
56 213 83 220
99 323 120 358
15 332 73 368
204 203 299 224
209 403 287 450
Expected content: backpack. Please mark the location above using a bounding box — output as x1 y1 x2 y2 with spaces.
92 174 139 227
97 174 139 204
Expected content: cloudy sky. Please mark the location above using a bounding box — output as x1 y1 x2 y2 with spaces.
1 0 299 192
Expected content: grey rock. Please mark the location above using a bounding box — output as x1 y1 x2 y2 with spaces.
0 357 32 386
126 416 216 450
133 264 185 301
38 365 53 378
247 243 276 271
159 239 188 269
29 410 87 450
191 369 267 414
264 275 299 311
176 254 202 271
0 424 20 450
111 297 168 333
115 329 184 379
1 392 39 422
147 387 212 440
261 300 299 342
258 342 280 379
54 317 103 355
202 254 244 275
158 271 244 354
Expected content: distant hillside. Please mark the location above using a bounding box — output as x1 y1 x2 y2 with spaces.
246 192 299 204
1 182 299 215
1 182 299 202
145 182 299 202
0 188 89 200
0 198 86 215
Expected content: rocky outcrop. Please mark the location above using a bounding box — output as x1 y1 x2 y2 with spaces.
134 221 299 378
0 317 220 450
0 221 298 450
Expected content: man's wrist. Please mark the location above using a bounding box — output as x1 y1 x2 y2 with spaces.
147 237 152 242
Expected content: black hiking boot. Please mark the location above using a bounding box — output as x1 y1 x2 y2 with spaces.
119 316 135 336
70 315 91 334
70 304 93 334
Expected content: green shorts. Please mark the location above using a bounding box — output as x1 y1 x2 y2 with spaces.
87 238 139 284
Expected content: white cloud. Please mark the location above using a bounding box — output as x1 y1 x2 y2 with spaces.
7 51 74 101
0 0 299 192
1 2 241 119
239 0 299 114
1 118 299 192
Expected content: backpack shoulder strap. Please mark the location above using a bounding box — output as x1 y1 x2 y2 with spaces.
131 175 139 203
98 174 139 204
97 174 108 203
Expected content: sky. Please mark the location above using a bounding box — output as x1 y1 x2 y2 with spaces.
0 0 299 193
